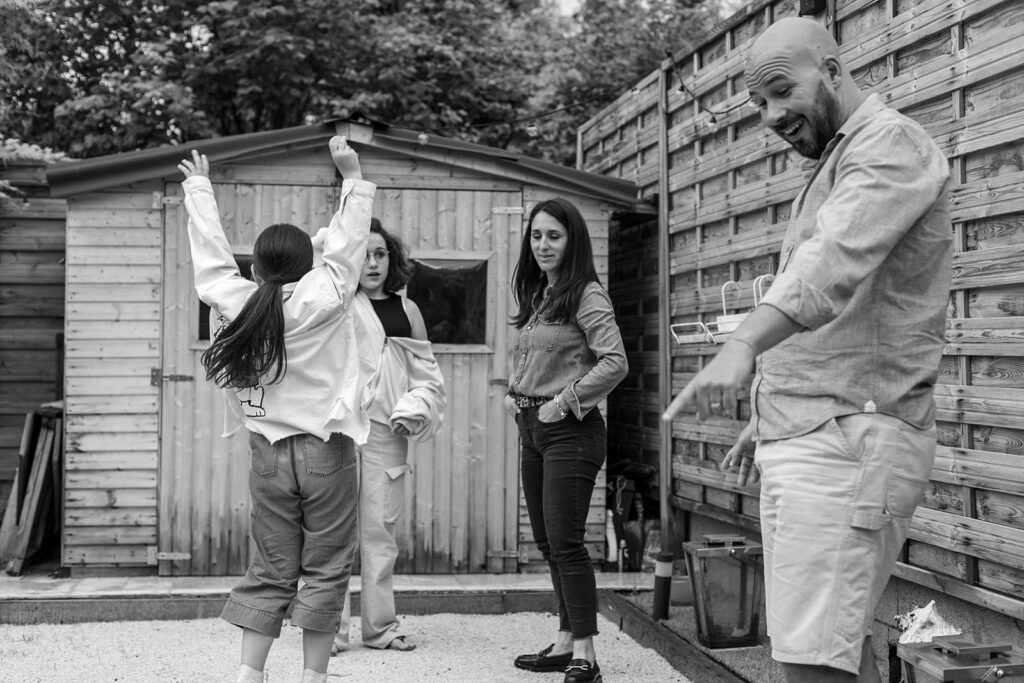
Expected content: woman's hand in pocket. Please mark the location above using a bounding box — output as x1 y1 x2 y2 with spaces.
504 394 520 418
538 401 565 424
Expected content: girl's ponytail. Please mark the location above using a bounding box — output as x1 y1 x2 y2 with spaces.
201 223 313 389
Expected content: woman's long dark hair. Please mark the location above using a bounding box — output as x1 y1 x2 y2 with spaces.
510 198 599 328
369 218 413 294
201 223 313 388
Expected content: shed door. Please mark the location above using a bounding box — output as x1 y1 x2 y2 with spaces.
377 188 523 574
157 181 339 576
158 181 523 575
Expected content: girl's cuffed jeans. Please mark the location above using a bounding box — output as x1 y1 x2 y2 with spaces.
221 431 358 637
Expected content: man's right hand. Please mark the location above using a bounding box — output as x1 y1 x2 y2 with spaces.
662 339 755 422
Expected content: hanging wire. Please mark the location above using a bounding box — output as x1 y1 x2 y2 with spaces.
664 48 752 125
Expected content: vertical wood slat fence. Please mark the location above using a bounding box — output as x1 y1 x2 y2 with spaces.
580 0 1024 618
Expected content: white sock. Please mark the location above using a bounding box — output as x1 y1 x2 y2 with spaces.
301 669 327 683
236 664 263 683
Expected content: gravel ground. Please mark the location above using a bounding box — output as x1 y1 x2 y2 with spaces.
1 611 690 682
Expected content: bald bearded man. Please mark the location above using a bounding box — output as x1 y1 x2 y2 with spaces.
663 17 952 682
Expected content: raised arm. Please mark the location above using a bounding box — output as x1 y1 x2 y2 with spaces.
319 136 375 300
178 150 255 320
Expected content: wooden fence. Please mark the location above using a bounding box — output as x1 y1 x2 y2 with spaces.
580 0 1024 619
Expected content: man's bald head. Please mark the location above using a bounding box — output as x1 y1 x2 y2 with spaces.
746 17 840 75
743 17 864 159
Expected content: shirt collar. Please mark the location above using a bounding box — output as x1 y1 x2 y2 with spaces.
827 93 885 153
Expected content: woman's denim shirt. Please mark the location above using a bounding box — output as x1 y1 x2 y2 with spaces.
752 94 952 440
509 282 628 418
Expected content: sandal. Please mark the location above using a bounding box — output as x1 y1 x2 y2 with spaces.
386 636 416 651
330 634 350 656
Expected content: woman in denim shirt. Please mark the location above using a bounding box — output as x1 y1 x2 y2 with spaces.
506 198 627 683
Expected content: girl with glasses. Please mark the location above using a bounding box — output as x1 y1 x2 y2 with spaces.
329 218 446 655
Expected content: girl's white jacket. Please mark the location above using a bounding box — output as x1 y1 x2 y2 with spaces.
181 175 377 445
352 291 447 442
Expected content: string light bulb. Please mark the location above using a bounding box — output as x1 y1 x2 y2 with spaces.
417 132 429 145
526 122 540 138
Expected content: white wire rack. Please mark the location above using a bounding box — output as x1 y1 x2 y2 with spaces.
670 274 774 345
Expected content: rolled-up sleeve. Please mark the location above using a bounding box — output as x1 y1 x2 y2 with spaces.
561 285 628 417
760 120 949 330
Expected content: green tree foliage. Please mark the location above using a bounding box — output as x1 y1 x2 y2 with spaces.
515 0 720 164
327 0 544 150
1 0 211 156
183 0 362 135
0 0 722 162
0 0 67 146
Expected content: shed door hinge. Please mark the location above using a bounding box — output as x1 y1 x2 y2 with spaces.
152 191 183 208
147 547 192 565
151 368 195 386
491 206 524 215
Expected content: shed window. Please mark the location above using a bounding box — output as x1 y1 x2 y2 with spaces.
196 255 486 346
198 255 254 341
406 258 487 345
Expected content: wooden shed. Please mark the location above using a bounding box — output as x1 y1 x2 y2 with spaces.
581 0 1024 658
0 159 66 517
44 119 648 575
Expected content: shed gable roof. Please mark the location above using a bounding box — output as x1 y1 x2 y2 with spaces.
46 119 647 210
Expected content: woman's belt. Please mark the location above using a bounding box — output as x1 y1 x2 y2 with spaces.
512 395 550 409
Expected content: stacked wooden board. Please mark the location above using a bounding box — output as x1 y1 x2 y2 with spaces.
0 406 62 575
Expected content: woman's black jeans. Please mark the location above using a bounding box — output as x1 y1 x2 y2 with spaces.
517 405 606 638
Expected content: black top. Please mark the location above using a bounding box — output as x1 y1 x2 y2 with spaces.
369 294 412 338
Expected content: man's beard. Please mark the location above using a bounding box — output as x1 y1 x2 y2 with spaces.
791 81 842 159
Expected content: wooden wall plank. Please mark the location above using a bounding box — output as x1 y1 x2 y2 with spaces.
63 545 151 565
65 488 156 508
910 506 1024 570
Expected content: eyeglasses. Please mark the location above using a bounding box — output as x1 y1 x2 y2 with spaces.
364 249 390 264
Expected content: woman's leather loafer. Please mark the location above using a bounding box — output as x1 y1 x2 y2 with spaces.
564 659 602 682
514 644 573 672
